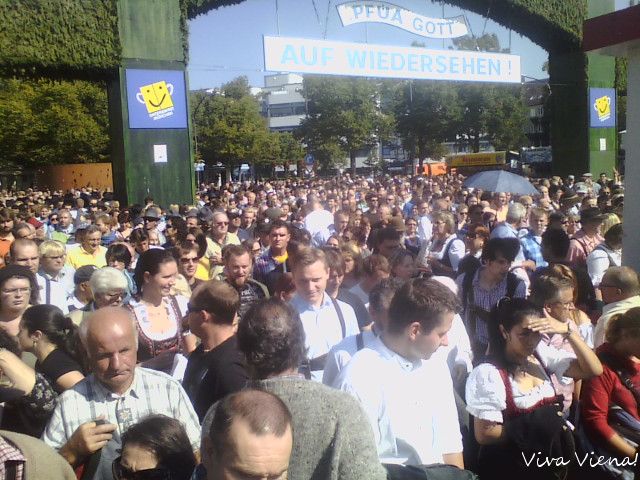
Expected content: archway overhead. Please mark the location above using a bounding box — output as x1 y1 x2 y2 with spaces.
0 0 585 79
189 0 585 52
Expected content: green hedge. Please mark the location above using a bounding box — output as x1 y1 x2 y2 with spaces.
452 0 585 52
0 0 120 77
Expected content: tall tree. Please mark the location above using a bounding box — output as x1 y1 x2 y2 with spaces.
192 78 269 176
298 76 392 175
446 34 529 152
0 79 109 168
393 80 461 169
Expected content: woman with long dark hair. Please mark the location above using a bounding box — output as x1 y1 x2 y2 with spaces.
113 415 197 480
18 304 84 393
128 249 195 373
465 298 602 479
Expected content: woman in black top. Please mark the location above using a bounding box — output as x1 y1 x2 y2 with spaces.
17 304 84 393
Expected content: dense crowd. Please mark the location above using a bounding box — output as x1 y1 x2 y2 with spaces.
0 169 634 480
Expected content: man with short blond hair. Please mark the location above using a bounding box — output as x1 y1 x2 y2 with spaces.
290 248 359 381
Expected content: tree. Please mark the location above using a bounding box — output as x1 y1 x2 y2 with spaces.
298 76 393 175
276 131 304 177
0 78 109 168
451 33 507 53
393 81 461 169
192 78 270 177
446 34 529 152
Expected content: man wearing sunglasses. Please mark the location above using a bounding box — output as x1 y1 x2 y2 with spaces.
43 307 200 480
207 211 240 280
183 281 247 422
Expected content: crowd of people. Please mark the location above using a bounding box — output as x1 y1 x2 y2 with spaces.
0 168 634 480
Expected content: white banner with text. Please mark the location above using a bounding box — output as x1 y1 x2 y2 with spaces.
264 36 521 83
336 1 468 38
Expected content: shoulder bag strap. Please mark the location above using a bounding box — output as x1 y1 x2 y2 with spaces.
572 236 590 257
356 332 364 352
506 272 520 299
441 236 455 267
330 296 347 339
44 276 51 305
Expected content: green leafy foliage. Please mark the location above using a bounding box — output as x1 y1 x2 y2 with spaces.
298 76 393 175
0 78 110 168
393 80 461 167
0 1 120 77
192 77 306 174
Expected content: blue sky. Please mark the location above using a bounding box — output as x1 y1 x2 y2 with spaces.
188 0 551 90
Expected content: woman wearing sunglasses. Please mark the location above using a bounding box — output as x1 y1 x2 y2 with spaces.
113 415 196 480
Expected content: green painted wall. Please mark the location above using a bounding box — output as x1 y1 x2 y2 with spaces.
548 52 589 177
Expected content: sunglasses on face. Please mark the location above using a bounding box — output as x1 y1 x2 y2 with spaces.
112 458 171 480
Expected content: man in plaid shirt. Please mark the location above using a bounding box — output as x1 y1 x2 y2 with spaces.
520 207 549 270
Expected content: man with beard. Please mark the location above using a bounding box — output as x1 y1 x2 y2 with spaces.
222 245 269 318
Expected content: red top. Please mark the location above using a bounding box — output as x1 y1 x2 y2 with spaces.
581 343 640 446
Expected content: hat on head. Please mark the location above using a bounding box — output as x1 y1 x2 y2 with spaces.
567 175 575 180
575 183 589 195
74 265 98 285
561 188 579 204
579 207 606 224
197 207 214 223
144 207 161 220
264 207 283 222
185 208 199 219
582 173 593 178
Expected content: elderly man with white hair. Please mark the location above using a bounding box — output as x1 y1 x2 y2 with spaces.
43 307 200 480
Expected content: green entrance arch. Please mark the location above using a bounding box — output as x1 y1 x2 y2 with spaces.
0 0 617 203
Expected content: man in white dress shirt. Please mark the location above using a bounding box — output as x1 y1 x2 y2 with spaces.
335 278 464 469
323 278 403 387
290 248 359 382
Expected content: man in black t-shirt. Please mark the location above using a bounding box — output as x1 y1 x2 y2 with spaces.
183 280 248 421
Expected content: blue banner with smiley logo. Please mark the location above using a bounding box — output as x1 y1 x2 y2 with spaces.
589 87 616 128
126 69 188 129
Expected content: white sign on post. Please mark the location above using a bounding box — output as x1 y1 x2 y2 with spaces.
264 36 521 83
153 144 168 163
336 1 468 39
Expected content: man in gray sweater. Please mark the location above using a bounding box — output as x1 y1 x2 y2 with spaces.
232 297 387 480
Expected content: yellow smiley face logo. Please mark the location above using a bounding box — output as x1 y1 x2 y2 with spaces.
137 81 174 114
594 95 611 121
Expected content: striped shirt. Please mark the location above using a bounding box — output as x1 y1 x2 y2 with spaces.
456 269 527 347
43 367 200 480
